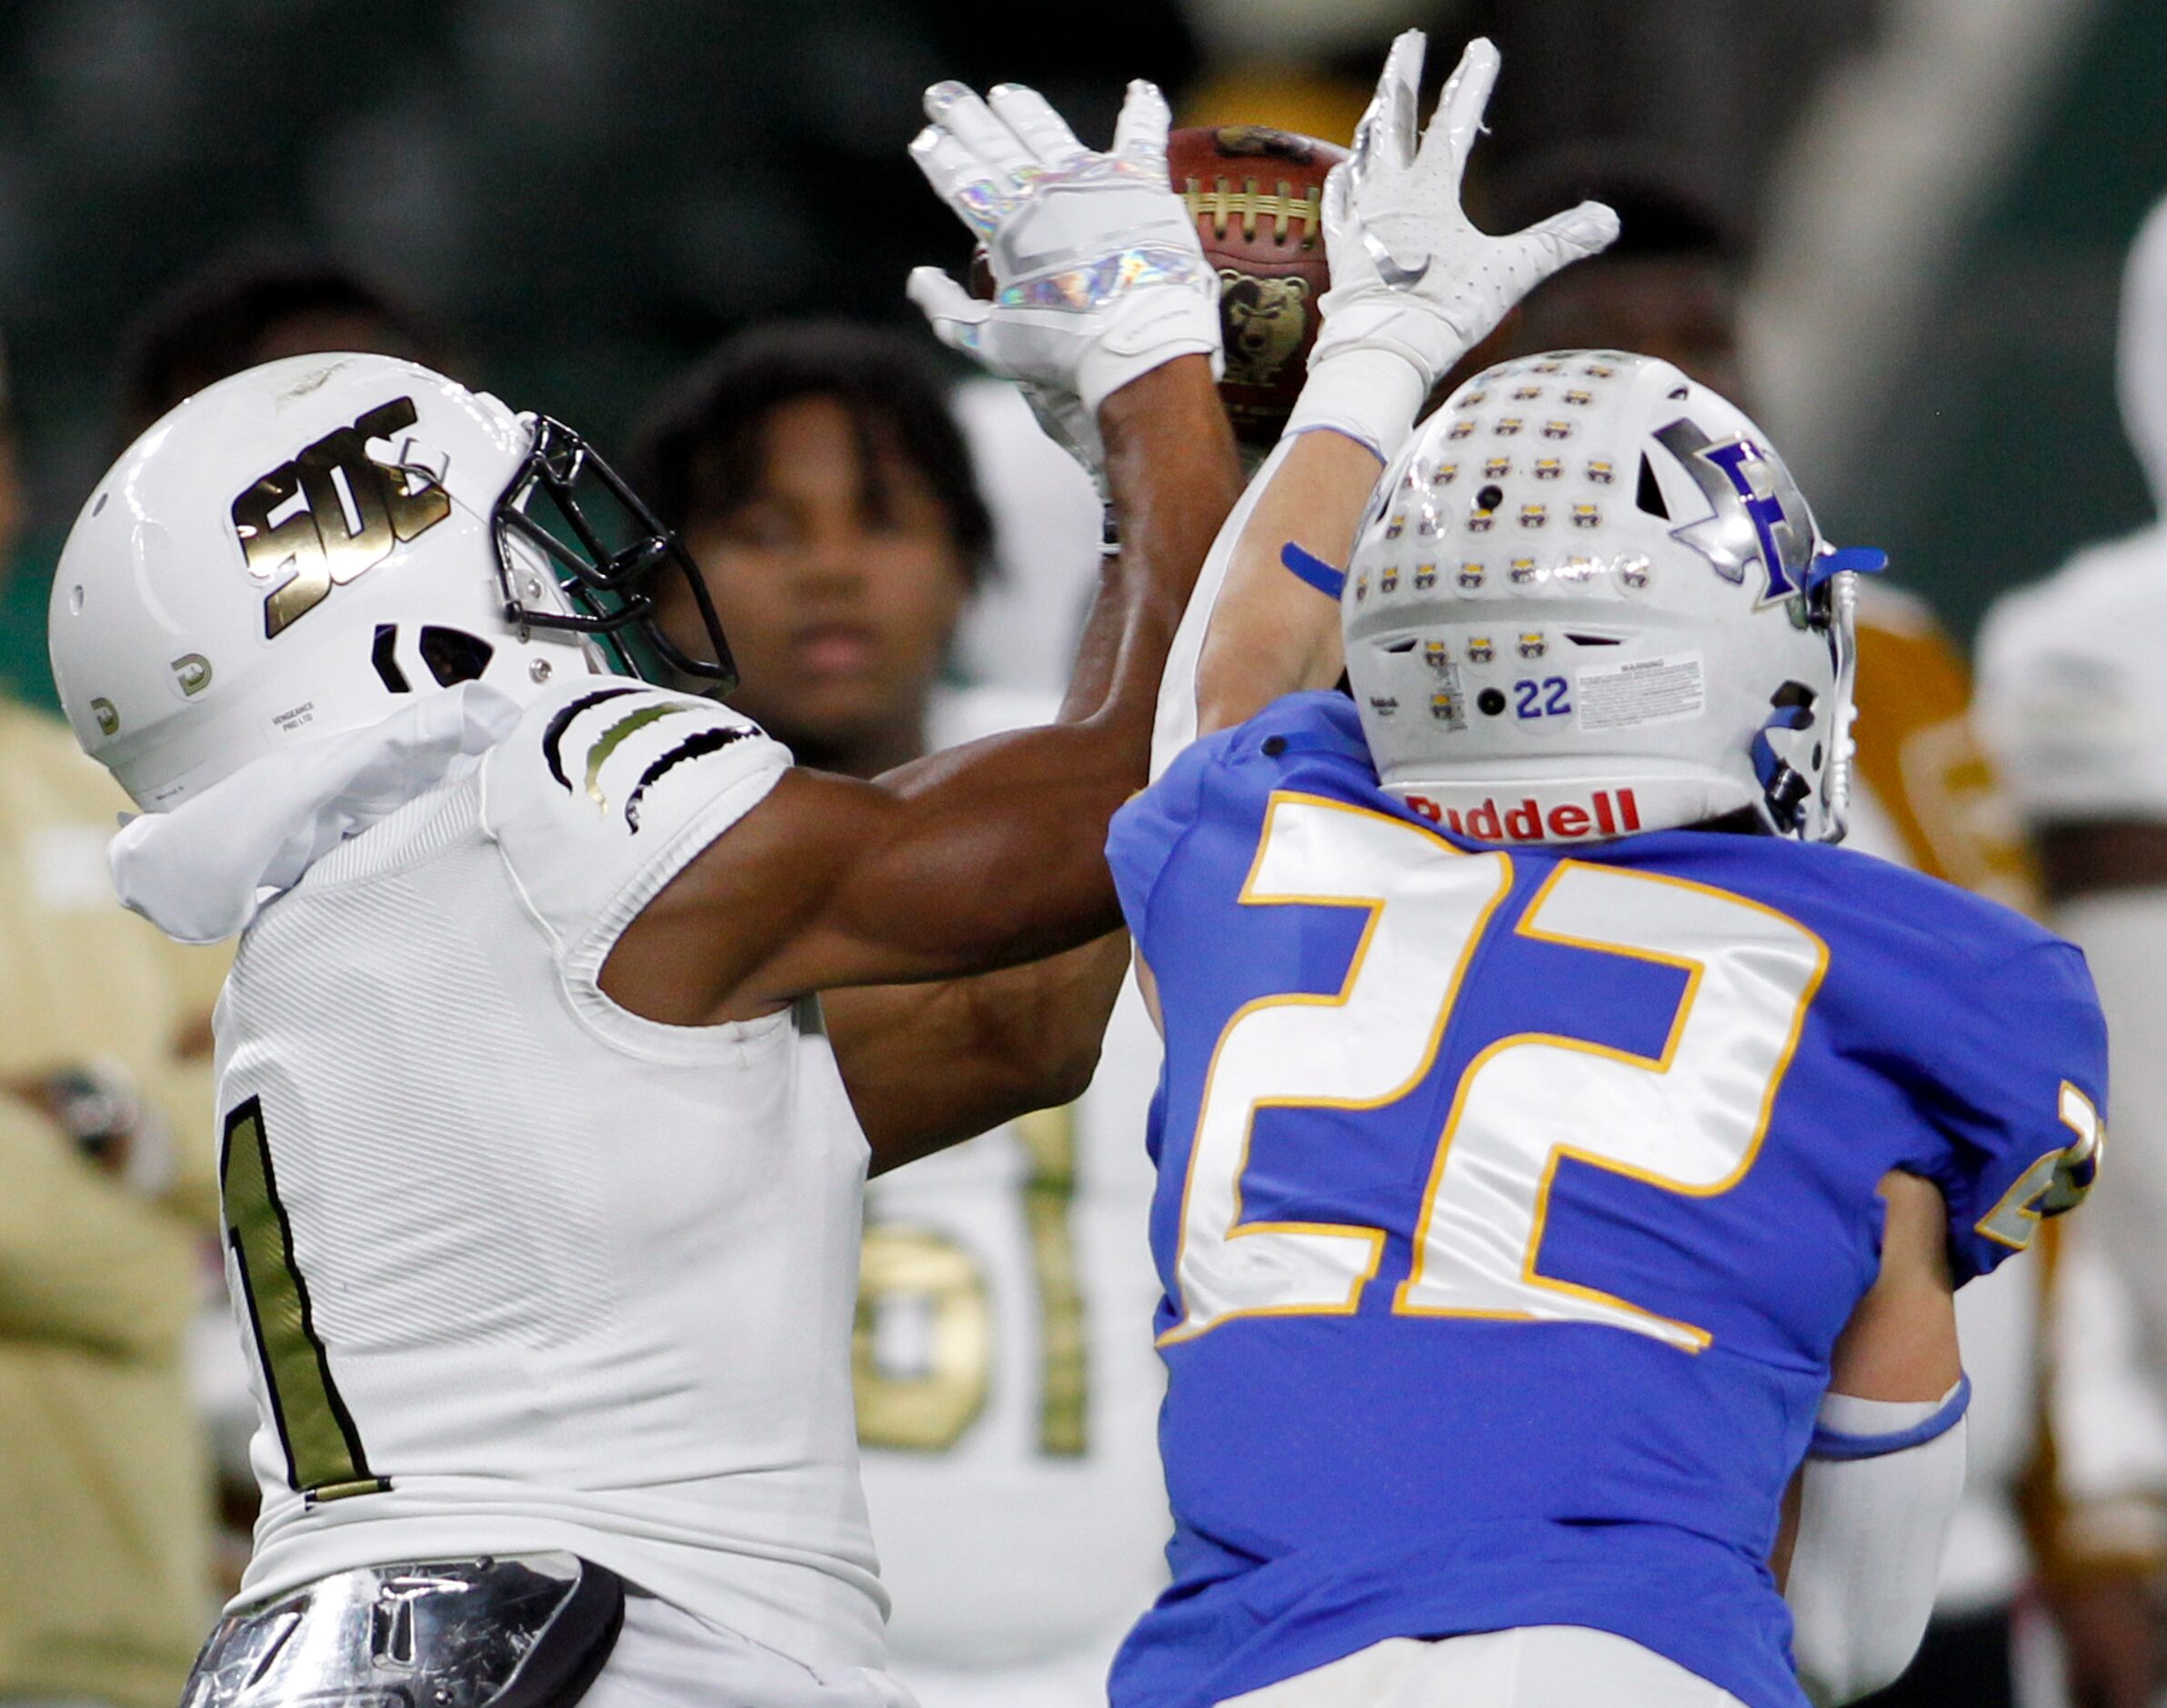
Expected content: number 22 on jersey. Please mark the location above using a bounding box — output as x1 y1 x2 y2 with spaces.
1162 795 1826 1351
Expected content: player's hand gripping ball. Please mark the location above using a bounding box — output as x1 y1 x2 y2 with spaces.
908 76 1222 487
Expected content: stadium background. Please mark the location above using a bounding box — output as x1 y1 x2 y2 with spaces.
0 5 2162 1707
0 0 2155 704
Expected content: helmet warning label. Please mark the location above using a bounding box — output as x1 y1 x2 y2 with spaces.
1575 652 1706 733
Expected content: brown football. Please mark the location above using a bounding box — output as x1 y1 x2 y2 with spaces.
965 124 1345 448
1171 124 1345 447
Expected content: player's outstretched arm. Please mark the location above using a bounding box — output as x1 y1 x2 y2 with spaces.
1157 34 1618 759
601 78 1235 1162
1778 1170 1967 1705
820 932 1129 1174
599 351 1239 1035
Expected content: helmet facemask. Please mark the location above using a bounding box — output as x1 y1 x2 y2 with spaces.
494 417 737 695
1749 563 1861 843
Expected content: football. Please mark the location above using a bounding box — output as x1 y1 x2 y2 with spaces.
1170 124 1345 447
967 124 1345 449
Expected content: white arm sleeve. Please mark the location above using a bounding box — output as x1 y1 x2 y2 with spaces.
1785 1392 1967 1706
1149 435 1301 781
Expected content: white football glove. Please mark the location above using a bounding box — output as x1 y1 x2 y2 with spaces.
907 78 1222 484
1288 33 1620 457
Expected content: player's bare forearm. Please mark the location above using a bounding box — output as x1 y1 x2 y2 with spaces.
1828 1170 1962 1402
1062 356 1244 727
601 359 1239 1025
1775 1173 1958 1589
826 931 1130 1174
1193 428 1379 737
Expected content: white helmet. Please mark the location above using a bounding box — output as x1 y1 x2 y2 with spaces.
1340 350 1883 845
49 352 735 810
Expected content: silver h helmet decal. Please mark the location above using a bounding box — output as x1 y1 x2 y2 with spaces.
1655 418 1817 605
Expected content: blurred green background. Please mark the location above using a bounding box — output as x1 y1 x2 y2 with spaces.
0 0 2157 705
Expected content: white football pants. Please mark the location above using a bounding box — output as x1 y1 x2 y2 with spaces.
886 1643 1116 1708
580 1591 919 1708
1217 1626 1748 1708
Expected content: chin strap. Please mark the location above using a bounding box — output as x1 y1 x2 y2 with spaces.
1751 685 1821 837
1805 545 1889 589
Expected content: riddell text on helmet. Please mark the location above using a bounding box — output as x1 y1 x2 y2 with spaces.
1401 788 1642 842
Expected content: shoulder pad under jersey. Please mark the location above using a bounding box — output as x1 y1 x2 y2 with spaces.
1866 897 2111 1284
480 678 788 974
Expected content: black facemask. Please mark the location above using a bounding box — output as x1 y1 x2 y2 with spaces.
492 417 737 694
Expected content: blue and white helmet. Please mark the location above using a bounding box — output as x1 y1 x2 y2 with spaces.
1340 350 1883 845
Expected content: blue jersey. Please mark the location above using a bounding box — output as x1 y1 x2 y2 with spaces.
1104 693 2106 1708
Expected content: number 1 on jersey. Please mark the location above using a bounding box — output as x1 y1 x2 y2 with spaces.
222 1098 389 1502
1164 794 1826 1350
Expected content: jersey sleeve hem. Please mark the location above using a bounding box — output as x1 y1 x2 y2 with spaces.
557 755 792 1061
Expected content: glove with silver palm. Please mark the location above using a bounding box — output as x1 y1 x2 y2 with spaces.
906 77 1223 487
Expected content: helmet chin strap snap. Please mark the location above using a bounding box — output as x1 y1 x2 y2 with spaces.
1751 687 1821 836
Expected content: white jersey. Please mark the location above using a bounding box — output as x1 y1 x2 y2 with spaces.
854 688 1170 1699
1976 186 2167 824
214 677 889 1674
1975 522 2167 825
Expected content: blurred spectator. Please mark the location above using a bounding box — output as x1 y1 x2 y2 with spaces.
948 380 1106 698
115 247 449 444
1978 193 2167 1349
0 335 227 1708
626 322 1171 1707
1977 206 2167 1708
624 320 995 773
1485 146 1748 403
1487 166 2167 1708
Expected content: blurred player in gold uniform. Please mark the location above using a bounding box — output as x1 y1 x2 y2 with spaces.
1489 156 2164 1708
1978 191 2167 1708
0 344 227 1708
627 324 1170 1708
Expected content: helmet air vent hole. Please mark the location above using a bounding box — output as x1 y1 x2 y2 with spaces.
1636 456 1670 520
419 626 496 687
1385 638 1418 653
1475 484 1504 513
1669 387 1690 400
91 493 108 517
371 624 411 694
68 584 84 615
1565 632 1622 647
